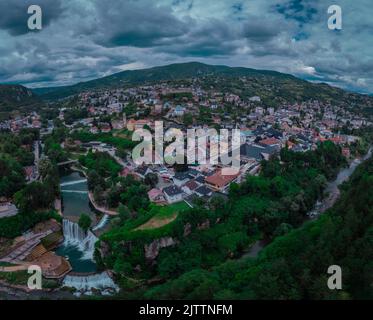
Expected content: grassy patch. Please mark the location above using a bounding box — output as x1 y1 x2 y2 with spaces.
134 202 189 231
41 231 63 251
0 262 16 267
0 271 29 285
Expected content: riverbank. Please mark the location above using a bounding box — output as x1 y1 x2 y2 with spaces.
244 147 372 258
0 280 75 300
70 165 119 217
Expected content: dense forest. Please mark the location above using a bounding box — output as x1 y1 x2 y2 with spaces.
0 128 61 238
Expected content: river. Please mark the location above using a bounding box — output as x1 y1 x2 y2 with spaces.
244 147 372 258
56 171 98 273
59 172 96 220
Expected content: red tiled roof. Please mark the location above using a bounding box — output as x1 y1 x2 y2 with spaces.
148 188 164 199
328 136 344 144
259 137 281 146
205 170 238 188
184 180 199 190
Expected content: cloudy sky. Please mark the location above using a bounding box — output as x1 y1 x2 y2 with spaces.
0 0 372 93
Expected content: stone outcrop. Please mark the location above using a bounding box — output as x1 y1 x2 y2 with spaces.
144 237 177 260
183 223 192 237
98 241 110 258
197 219 210 230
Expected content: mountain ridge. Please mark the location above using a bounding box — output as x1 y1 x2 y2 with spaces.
2 62 372 115
0 84 42 114
30 62 307 99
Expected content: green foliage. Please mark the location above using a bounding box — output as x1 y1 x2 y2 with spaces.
182 113 193 126
79 150 121 178
97 143 348 290
14 182 55 212
78 214 92 232
87 170 106 191
64 107 88 125
0 210 61 238
43 127 69 164
70 130 136 150
34 63 373 118
142 154 373 300
144 172 159 188
0 84 42 113
38 157 60 197
0 153 25 198
0 129 37 166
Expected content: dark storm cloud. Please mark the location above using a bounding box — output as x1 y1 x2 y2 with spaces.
164 19 241 56
90 0 188 48
0 0 371 93
0 0 64 35
275 0 319 25
242 16 285 42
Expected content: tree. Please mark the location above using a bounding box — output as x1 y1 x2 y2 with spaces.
78 214 92 232
93 185 106 206
118 204 130 223
87 170 105 191
182 113 193 126
144 172 158 188
14 182 54 212
107 185 122 208
0 154 25 198
38 157 60 196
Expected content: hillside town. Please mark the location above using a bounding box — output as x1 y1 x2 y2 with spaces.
1 70 373 300
2 82 371 210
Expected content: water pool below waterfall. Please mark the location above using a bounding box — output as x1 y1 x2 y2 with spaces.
55 244 97 273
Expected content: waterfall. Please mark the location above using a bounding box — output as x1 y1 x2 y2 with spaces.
62 271 119 294
62 219 98 260
60 179 87 187
92 214 109 231
61 190 89 194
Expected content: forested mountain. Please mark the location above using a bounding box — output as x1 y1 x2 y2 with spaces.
0 84 41 112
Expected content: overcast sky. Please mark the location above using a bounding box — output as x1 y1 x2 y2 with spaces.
0 0 372 93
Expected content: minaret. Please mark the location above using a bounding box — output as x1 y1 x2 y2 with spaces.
122 113 127 127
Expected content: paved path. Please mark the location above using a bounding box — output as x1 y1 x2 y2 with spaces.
88 192 118 216
0 262 32 272
0 231 52 263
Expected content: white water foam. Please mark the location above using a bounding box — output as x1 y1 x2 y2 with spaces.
62 219 98 260
62 271 119 293
92 214 109 231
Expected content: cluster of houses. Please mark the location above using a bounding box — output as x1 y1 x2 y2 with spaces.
2 81 371 211
0 112 42 132
48 83 373 209
119 162 238 207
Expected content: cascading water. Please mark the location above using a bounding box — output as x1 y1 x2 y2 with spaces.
92 214 109 231
62 219 98 260
62 271 119 295
63 272 118 291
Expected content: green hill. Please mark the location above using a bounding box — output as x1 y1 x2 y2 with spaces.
31 62 373 115
33 62 294 98
0 84 42 114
